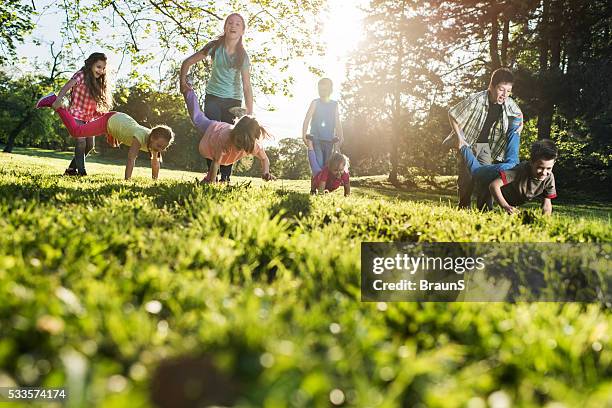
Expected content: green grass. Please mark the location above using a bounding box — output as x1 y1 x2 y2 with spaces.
0 148 611 407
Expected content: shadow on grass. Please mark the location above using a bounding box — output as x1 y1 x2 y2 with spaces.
354 176 611 221
3 146 204 174
5 146 126 167
0 173 254 209
351 175 456 203
270 190 312 220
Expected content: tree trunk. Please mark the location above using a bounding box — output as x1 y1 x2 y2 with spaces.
537 0 563 139
537 0 552 139
501 18 510 66
388 1 405 185
489 4 502 69
3 110 35 153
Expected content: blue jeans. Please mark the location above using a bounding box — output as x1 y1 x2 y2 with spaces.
68 119 95 175
313 139 334 168
461 117 521 187
205 93 241 181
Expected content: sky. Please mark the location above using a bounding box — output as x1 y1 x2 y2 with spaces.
15 0 367 141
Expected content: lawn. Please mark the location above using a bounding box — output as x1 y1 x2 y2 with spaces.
0 148 610 407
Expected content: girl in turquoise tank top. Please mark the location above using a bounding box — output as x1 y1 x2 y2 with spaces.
180 13 253 183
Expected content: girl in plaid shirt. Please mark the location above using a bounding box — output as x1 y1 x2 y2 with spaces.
52 53 112 176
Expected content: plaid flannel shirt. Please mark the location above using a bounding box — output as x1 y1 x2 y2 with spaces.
448 90 522 161
68 71 103 122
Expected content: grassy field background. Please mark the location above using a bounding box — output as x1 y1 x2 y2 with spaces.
0 148 610 407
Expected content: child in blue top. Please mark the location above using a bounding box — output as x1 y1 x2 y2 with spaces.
302 78 344 168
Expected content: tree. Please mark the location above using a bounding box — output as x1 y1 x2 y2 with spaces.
342 0 445 184
342 0 611 188
53 0 326 96
276 138 310 179
2 43 70 153
0 0 35 63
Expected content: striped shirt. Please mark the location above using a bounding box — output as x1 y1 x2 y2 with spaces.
448 90 522 161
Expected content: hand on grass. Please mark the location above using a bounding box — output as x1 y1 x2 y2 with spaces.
51 99 62 110
503 205 517 215
262 173 275 181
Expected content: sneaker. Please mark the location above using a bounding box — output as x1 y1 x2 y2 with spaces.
228 107 247 118
63 168 78 176
36 93 57 109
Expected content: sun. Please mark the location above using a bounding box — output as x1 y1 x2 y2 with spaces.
321 0 365 60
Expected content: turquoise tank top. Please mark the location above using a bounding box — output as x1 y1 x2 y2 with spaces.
205 44 250 100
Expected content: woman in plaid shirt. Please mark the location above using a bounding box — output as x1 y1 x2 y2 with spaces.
52 53 112 176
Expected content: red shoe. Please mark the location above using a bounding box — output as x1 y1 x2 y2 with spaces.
36 93 57 109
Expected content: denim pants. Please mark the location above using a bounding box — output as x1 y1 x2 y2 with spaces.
457 143 492 209
461 117 522 190
313 139 335 168
457 117 522 210
204 93 242 181
68 119 95 175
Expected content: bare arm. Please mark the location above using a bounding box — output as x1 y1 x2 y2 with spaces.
241 68 254 115
151 152 160 180
180 50 207 93
302 100 316 145
489 178 516 214
52 78 78 110
335 103 344 145
255 149 274 180
125 139 141 180
541 198 553 215
205 160 220 182
448 112 465 139
317 181 326 194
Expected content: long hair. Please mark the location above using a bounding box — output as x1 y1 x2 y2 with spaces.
80 52 112 111
229 116 270 153
201 13 247 70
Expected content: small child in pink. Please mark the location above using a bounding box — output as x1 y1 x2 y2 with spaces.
310 151 351 196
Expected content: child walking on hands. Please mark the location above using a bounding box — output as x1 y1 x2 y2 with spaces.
53 52 112 176
306 140 350 196
182 88 274 183
452 120 557 215
36 94 174 180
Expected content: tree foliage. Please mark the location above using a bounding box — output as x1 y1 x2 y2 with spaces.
0 0 35 63
52 0 326 96
342 0 611 187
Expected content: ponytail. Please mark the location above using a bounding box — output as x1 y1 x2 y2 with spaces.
230 116 271 153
